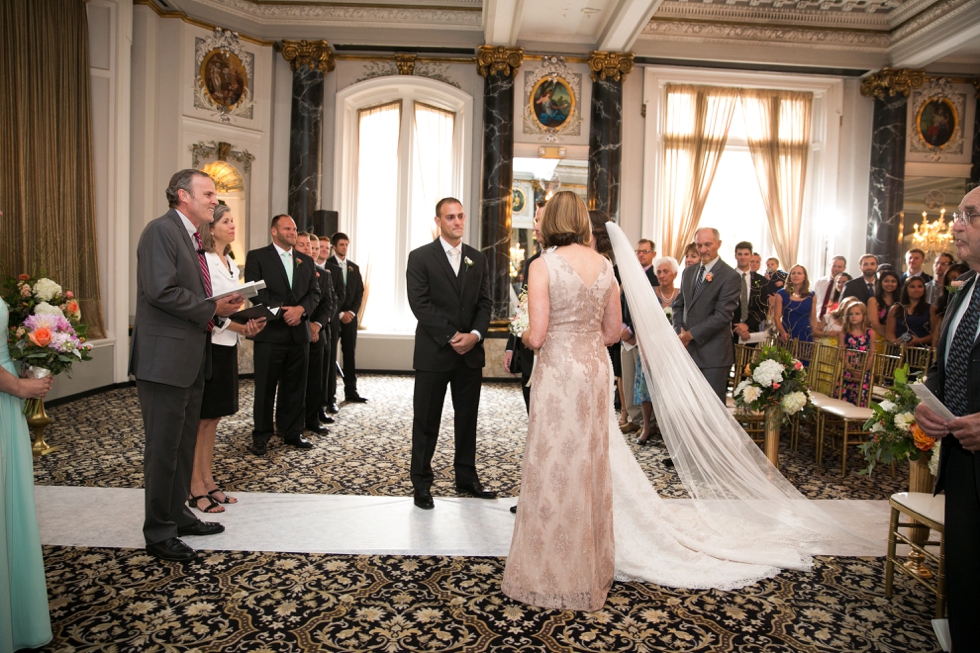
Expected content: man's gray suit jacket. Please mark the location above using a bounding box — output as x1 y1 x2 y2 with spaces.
672 258 741 370
129 209 215 386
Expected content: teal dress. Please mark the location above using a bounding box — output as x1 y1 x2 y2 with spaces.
0 298 52 652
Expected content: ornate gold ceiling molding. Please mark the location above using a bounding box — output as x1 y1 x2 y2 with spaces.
859 67 926 99
133 0 274 46
189 0 482 27
588 51 634 83
395 54 417 75
476 46 524 78
641 19 889 50
277 40 336 73
653 0 890 30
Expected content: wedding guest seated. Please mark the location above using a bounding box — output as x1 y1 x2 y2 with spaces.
868 269 899 340
925 252 954 304
190 205 266 513
886 276 932 347
774 264 814 343
931 262 969 344
682 242 700 268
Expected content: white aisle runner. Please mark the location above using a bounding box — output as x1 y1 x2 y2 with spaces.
35 486 893 557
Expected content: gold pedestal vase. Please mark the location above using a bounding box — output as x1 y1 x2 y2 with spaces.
904 454 935 578
27 398 56 457
763 407 781 470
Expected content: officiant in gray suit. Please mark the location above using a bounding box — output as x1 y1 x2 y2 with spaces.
672 227 741 403
130 169 245 561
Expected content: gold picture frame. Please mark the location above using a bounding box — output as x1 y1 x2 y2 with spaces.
916 97 957 150
199 48 249 110
529 76 576 132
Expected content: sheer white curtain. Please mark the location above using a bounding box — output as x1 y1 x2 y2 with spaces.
355 101 401 330
410 102 456 251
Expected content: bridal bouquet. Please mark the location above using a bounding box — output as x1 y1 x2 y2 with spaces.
4 273 92 413
859 364 937 477
733 345 810 419
509 288 529 337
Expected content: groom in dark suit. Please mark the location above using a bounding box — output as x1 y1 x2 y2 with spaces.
245 215 320 455
406 197 495 509
914 187 980 650
672 227 741 403
131 169 244 560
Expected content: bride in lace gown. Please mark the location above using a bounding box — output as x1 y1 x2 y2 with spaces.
504 194 881 611
501 192 622 611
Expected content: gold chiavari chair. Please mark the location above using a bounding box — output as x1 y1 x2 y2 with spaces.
731 343 764 444
808 343 845 465
789 339 818 451
821 348 875 476
871 350 904 402
903 345 935 381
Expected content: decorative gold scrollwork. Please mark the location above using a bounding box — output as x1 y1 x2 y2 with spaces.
588 51 634 83
476 45 524 78
859 67 926 100
395 54 417 76
278 40 335 73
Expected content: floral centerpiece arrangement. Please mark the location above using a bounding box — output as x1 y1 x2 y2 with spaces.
509 288 529 337
859 364 937 477
3 273 92 413
733 344 810 419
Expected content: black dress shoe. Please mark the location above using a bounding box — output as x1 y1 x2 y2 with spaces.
413 490 434 510
284 435 314 449
663 458 675 468
509 505 517 514
456 482 497 499
177 520 225 537
345 395 368 403
325 403 340 414
305 423 330 434
249 442 267 456
318 410 335 424
147 537 197 561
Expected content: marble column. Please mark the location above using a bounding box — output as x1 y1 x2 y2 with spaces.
860 68 924 268
587 52 633 223
477 45 523 322
279 40 335 230
971 79 980 188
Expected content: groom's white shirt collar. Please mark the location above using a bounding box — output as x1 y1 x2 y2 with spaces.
439 236 462 256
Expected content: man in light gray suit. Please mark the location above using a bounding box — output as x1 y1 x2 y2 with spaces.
130 169 244 561
672 227 741 403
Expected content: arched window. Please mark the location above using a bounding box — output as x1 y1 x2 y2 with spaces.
334 77 473 332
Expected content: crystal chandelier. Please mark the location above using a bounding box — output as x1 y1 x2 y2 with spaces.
911 208 953 258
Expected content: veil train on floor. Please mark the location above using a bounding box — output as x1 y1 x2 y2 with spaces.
605 222 881 589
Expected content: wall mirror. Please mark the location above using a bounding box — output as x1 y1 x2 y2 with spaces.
902 176 970 270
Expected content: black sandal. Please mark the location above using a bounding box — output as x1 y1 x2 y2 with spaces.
189 494 223 514
208 489 237 505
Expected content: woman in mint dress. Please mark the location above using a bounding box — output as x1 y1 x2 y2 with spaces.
0 297 53 652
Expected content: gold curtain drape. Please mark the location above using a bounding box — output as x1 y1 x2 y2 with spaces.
739 89 813 269
660 84 739 261
0 0 105 338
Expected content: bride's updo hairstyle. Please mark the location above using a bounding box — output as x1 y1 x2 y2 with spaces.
588 209 612 257
540 190 592 248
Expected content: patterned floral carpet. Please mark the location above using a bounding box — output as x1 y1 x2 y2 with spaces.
41 547 939 653
32 375 935 652
36 374 908 500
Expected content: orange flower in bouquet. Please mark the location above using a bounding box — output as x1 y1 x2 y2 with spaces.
911 423 936 452
28 326 52 347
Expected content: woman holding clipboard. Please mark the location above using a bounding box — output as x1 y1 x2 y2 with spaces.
190 205 266 514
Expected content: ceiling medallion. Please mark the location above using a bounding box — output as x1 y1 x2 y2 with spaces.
278 40 336 74
193 28 255 123
588 51 634 83
476 46 524 78
859 67 925 100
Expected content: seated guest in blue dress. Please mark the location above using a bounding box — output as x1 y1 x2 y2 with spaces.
0 297 54 651
773 264 815 343
886 276 932 347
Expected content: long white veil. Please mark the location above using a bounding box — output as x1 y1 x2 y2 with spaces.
605 222 881 589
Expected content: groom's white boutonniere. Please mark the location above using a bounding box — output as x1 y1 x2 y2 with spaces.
348 264 354 273
463 256 473 270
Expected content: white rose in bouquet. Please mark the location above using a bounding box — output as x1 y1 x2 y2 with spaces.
780 391 808 415
878 399 897 413
33 278 62 302
741 385 762 404
752 359 785 388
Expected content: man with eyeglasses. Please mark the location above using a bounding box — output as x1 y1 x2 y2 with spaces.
915 190 980 650
619 238 658 434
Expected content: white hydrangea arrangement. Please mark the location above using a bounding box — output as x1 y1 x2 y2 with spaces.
734 345 811 419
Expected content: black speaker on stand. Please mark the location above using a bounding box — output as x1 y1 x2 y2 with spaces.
312 210 339 240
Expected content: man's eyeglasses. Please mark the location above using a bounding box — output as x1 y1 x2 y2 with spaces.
635 249 652 254
952 211 980 225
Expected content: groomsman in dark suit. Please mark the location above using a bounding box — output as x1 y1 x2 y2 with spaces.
840 254 879 305
326 232 367 406
915 187 980 651
731 240 770 342
296 232 335 434
319 235 346 414
672 227 741 402
407 197 495 510
131 169 244 560
245 215 320 455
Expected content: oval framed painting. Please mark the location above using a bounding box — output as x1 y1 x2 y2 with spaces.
512 187 527 214
200 48 248 109
916 97 957 149
529 76 575 131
